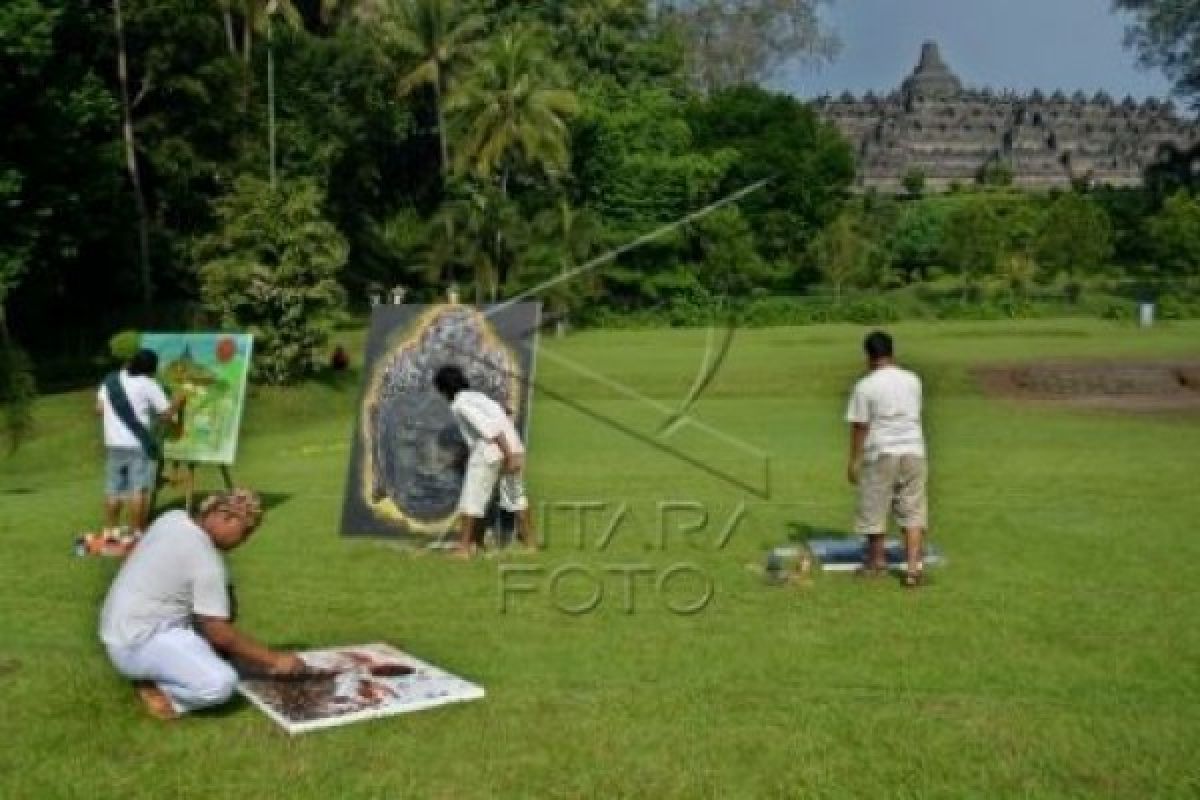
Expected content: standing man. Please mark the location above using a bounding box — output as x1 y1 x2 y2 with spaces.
96 348 185 537
100 489 305 719
845 330 929 587
433 365 535 556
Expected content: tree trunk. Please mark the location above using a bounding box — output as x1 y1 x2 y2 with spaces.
223 10 237 55
433 77 448 178
241 1 253 113
114 0 153 308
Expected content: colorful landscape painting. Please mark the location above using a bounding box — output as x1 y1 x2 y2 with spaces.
140 332 253 464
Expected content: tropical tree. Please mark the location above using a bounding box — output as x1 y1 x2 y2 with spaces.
808 212 870 302
664 0 839 92
432 183 527 302
1116 0 1200 106
1035 192 1114 294
941 199 1006 301
1145 189 1200 278
194 175 347 384
686 85 855 267
448 27 580 188
379 0 485 176
997 252 1039 306
529 199 603 334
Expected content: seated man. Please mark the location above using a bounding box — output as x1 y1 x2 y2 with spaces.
99 489 305 719
432 365 535 556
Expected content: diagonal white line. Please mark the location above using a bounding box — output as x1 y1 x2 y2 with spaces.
484 177 773 319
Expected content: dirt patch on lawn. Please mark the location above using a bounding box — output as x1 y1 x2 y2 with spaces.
974 360 1200 412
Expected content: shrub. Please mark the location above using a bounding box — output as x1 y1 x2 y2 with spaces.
193 176 347 385
108 330 140 363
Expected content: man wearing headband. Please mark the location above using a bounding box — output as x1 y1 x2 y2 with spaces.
99 489 306 719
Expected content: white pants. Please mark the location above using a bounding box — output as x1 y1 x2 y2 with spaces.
458 452 528 517
106 627 239 714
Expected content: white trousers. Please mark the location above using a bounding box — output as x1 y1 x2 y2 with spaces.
458 452 529 517
106 627 239 714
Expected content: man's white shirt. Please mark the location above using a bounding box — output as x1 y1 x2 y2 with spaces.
449 390 524 465
846 365 926 462
100 511 230 649
97 370 170 449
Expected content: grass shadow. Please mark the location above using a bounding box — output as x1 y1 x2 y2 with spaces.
785 521 856 544
309 366 361 391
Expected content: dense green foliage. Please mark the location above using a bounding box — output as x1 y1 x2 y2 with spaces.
194 176 347 384
1 0 1197 397
1117 0 1200 106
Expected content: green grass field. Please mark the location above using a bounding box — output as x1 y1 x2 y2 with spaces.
2 319 1198 799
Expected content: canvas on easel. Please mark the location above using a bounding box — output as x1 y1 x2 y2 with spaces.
340 303 540 542
140 333 253 505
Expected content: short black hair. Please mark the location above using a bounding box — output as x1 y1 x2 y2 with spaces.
863 330 893 360
128 348 159 377
433 364 469 399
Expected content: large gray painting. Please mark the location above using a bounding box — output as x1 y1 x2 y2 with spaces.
341 303 540 539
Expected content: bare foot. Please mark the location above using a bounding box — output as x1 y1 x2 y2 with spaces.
135 682 179 720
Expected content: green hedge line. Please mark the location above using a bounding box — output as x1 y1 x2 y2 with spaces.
575 290 1200 329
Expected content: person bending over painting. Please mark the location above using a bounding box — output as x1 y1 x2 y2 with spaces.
99 489 306 719
433 365 536 557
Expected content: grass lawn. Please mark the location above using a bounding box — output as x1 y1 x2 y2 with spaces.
1 318 1198 799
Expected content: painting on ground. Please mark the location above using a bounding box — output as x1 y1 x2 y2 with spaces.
238 642 485 735
140 332 253 465
340 302 540 540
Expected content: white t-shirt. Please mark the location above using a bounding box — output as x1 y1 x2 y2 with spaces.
449 390 524 465
846 365 926 462
99 510 230 649
97 370 170 449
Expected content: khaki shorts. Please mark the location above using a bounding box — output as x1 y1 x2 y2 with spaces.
458 452 529 518
855 454 927 534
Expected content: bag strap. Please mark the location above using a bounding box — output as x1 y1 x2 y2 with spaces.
103 371 160 459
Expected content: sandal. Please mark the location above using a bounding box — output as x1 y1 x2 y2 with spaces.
901 571 925 589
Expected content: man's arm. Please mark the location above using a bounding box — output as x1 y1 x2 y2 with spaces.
490 433 523 473
847 422 868 484
194 616 304 676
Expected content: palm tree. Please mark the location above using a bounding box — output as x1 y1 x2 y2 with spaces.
379 0 485 177
531 199 602 335
233 0 302 112
448 27 580 189
432 184 525 303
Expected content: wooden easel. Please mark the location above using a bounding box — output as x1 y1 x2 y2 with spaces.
177 462 236 511
154 460 235 512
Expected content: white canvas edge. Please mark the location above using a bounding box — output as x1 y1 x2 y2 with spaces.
236 642 485 735
819 555 947 572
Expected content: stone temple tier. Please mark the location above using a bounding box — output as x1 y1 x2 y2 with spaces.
816 41 1199 193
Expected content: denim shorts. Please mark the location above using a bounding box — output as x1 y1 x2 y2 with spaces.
105 447 157 496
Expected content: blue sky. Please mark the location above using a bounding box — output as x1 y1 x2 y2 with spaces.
771 0 1173 100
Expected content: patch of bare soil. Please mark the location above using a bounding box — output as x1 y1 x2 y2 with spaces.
974 360 1200 412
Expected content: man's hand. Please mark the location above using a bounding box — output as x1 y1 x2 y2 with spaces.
268 652 306 676
847 461 860 485
503 452 524 474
